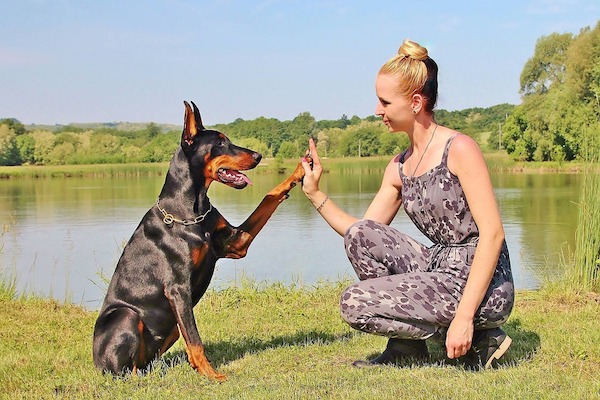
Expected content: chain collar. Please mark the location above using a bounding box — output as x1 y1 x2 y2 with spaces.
156 198 212 227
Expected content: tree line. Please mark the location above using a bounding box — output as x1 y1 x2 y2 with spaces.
0 106 511 166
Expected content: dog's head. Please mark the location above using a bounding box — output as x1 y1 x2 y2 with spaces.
181 101 262 189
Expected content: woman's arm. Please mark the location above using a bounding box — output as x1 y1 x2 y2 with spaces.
301 139 403 236
445 134 506 359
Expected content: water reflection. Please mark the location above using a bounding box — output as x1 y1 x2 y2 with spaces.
0 166 582 309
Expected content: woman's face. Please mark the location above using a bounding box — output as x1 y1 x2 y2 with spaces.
375 73 413 133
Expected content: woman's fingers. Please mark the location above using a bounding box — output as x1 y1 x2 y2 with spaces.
309 138 321 164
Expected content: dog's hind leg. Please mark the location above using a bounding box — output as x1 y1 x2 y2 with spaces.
93 307 147 375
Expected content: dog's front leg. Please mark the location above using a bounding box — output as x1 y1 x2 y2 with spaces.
164 285 226 382
222 161 306 257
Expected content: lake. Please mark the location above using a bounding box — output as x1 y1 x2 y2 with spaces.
0 161 582 309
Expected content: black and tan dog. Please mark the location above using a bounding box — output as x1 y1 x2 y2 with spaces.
93 101 306 381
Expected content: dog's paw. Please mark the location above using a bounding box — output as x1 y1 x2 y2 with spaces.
291 159 309 182
212 372 228 383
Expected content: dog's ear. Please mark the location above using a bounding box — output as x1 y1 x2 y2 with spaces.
191 101 205 130
182 101 205 145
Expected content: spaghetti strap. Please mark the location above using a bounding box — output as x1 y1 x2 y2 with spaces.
397 149 408 177
441 135 457 167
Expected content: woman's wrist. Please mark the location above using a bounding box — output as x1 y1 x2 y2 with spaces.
315 195 329 212
308 191 328 211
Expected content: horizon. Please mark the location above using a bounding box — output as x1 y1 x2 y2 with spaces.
16 102 516 129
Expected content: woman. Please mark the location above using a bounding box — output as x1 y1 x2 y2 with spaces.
300 39 514 369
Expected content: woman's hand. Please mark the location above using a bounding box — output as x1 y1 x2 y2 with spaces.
301 138 323 198
445 315 474 359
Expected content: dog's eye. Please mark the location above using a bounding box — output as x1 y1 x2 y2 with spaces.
218 140 227 147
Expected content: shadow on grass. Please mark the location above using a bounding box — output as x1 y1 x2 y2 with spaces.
149 319 540 374
350 318 541 370
159 330 357 371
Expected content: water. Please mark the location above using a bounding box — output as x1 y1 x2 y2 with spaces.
0 165 582 309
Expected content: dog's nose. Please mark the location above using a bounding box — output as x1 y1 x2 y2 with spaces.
253 152 262 163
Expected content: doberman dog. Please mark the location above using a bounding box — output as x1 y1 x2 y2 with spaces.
93 101 307 381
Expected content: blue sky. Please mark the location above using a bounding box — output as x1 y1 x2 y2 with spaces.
1 1 598 126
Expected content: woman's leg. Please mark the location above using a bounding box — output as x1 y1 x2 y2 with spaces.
341 220 458 340
344 219 429 279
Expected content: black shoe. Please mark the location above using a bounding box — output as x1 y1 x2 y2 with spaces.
352 338 429 368
464 328 512 370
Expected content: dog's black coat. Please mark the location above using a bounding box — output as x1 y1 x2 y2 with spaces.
92 101 306 380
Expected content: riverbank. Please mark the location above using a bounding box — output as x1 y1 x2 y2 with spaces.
1 281 598 399
0 152 593 179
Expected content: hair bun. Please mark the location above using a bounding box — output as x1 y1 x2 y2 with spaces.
398 39 428 61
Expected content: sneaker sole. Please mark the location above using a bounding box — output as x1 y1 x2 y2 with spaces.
484 335 512 369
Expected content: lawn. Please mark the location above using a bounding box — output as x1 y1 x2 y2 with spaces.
1 281 599 399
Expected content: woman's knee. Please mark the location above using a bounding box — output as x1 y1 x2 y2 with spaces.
343 219 386 258
339 283 365 327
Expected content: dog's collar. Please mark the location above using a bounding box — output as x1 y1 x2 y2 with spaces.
156 199 212 227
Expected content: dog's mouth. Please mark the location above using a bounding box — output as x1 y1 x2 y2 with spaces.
217 168 253 189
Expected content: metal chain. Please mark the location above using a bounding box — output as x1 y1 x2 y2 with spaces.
156 199 212 226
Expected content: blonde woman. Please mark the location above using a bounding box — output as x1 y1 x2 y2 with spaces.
301 40 514 369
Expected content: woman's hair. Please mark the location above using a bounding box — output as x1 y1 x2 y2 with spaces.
379 39 439 114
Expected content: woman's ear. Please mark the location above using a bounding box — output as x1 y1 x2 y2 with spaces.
411 93 424 114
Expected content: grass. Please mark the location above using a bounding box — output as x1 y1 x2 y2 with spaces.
572 162 600 292
0 162 171 179
0 152 592 180
1 280 599 399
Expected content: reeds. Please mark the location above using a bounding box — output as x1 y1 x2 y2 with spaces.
572 159 600 292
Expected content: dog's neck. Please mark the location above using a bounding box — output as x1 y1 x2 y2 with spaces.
157 148 211 217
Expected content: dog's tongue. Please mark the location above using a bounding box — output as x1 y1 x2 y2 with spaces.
240 173 253 186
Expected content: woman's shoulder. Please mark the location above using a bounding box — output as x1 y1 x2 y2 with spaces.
447 132 481 154
446 132 487 175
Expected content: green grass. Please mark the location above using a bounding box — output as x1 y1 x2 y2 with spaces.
0 153 592 180
0 162 171 179
1 281 599 399
565 162 600 292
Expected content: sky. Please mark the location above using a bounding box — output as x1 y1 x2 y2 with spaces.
1 1 598 127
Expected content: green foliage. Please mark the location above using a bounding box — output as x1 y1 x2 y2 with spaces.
520 32 574 96
504 22 600 162
0 124 21 165
0 118 26 136
0 103 516 166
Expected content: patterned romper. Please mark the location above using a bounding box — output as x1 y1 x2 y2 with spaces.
340 136 514 339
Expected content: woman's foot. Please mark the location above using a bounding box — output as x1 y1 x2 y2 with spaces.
352 338 429 367
463 327 512 369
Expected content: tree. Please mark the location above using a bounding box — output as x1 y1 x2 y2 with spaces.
16 134 35 164
277 141 298 158
31 130 55 165
520 32 573 96
0 118 26 136
0 124 21 165
145 123 161 139
503 23 600 162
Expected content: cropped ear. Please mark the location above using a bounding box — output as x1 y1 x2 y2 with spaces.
182 101 205 144
191 101 205 130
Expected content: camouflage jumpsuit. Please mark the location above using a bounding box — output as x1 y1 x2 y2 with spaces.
340 136 514 339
